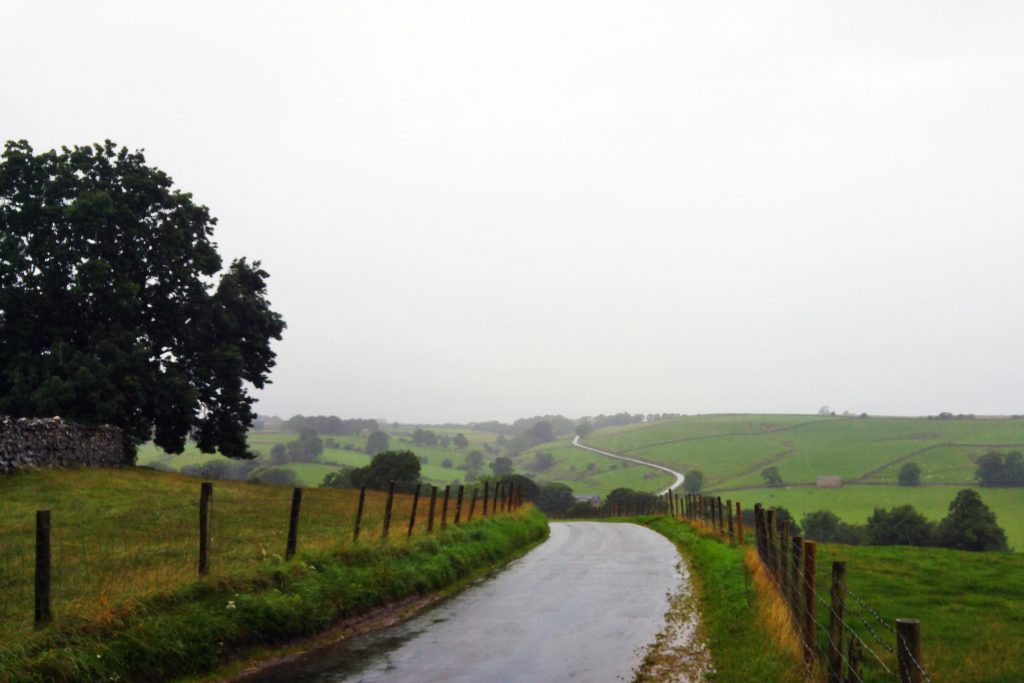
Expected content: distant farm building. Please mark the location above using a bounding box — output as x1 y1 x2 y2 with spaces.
573 494 602 506
816 476 842 488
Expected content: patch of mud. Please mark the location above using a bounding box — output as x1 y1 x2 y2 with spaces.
634 559 714 682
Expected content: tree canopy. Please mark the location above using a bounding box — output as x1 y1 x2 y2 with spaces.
865 505 934 546
761 466 783 487
683 470 704 493
934 489 1008 551
350 450 421 491
366 430 390 455
0 140 284 458
898 462 922 486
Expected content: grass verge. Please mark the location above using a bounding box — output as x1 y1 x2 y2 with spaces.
642 516 807 683
0 507 548 683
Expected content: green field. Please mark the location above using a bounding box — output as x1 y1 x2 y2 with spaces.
0 467 544 682
647 515 1024 682
556 414 1024 549
814 541 1024 681
138 426 508 488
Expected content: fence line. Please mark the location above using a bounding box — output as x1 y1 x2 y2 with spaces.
682 493 931 681
2 480 526 640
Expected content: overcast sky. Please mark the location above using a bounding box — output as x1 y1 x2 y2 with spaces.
4 1 1024 422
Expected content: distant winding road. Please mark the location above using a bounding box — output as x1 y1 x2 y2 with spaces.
572 435 685 494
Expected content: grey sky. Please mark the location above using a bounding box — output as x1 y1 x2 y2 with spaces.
4 1 1023 422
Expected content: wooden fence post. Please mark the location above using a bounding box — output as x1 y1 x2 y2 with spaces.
441 485 450 529
754 504 765 558
802 540 817 663
286 487 303 559
407 484 422 538
454 485 465 524
34 510 52 627
427 486 438 533
896 619 923 683
199 482 213 576
780 521 790 598
828 561 847 683
790 535 803 617
468 488 478 521
726 499 734 542
717 497 725 535
766 509 778 580
381 481 396 539
353 486 366 542
736 502 744 545
482 482 489 517
492 482 501 515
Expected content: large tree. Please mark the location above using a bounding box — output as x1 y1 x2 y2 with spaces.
0 140 285 458
934 489 1008 551
350 450 421 491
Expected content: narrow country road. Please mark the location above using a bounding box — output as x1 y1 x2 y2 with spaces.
572 435 686 494
247 522 685 682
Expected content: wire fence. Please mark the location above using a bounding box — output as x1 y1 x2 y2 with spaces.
740 500 931 683
0 479 525 647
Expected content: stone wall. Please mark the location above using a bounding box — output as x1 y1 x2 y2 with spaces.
0 416 128 474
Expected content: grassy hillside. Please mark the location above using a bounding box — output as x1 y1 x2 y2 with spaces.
0 467 525 647
568 414 1024 548
646 513 1024 682
137 426 507 488
813 542 1024 682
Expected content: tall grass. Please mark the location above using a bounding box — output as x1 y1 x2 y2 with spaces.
643 516 806 682
0 468 511 650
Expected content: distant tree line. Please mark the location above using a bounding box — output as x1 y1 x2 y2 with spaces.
975 451 1024 486
798 489 1008 552
281 415 379 435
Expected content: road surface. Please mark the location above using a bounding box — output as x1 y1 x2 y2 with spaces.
248 522 684 682
572 435 686 494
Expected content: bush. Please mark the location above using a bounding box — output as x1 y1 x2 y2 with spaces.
899 462 921 486
934 489 1008 551
866 505 933 546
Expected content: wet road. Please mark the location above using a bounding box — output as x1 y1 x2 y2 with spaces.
250 522 682 682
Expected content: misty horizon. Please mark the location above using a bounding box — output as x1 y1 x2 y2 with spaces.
6 1 1023 424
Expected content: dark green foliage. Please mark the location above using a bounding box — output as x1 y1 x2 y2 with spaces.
0 140 284 458
530 451 554 471
761 466 783 487
453 433 469 449
282 416 378 436
534 483 576 516
898 462 922 486
574 420 593 437
365 430 390 455
499 474 541 501
286 428 323 462
800 510 864 544
270 443 287 464
522 420 555 447
934 489 1008 551
605 487 659 513
350 450 421 491
463 450 483 472
0 511 548 682
975 450 1024 486
684 470 704 493
490 456 514 476
320 469 353 489
865 505 934 546
411 429 438 447
442 459 453 469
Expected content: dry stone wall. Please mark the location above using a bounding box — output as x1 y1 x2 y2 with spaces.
0 416 128 474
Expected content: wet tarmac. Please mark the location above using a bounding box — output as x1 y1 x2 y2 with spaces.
247 521 683 682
